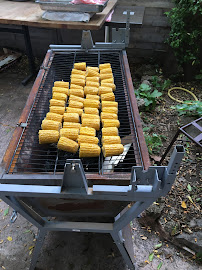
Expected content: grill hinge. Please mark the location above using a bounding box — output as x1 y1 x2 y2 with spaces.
17 122 27 128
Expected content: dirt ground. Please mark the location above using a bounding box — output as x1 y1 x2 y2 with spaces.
0 57 201 270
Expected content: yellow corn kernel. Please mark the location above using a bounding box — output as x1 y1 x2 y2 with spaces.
101 112 118 121
63 122 81 129
101 82 116 91
77 135 99 145
82 113 100 121
52 92 67 102
100 68 112 74
39 130 59 144
84 99 100 109
57 137 79 153
82 118 100 131
99 63 111 70
84 86 98 96
71 74 85 80
86 94 100 101
71 69 86 76
69 95 84 104
102 127 119 136
102 78 114 84
102 107 118 114
87 66 99 72
49 99 65 107
60 128 79 141
74 62 86 71
102 101 118 108
84 107 99 115
80 127 96 137
66 107 83 116
98 86 113 95
46 112 63 122
79 143 101 158
71 78 85 87
69 88 84 98
102 119 120 128
49 106 65 115
102 136 121 145
70 84 83 90
68 100 83 109
86 69 100 78
100 73 113 81
41 119 61 131
101 92 115 102
52 87 69 95
63 113 80 123
54 81 69 88
86 81 100 88
86 77 99 83
102 144 124 157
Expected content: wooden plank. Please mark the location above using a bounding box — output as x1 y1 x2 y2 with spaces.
0 0 117 30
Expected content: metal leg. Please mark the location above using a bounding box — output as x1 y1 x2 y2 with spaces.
105 26 110 42
29 229 46 270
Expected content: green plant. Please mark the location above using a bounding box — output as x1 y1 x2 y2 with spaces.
195 70 202 82
171 100 202 117
134 83 162 110
166 0 202 66
143 128 166 154
151 76 171 91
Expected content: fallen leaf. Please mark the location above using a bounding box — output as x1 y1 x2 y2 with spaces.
29 245 34 250
0 240 3 244
3 207 9 216
181 201 187 209
187 184 192 192
157 255 160 258
2 266 6 270
157 262 163 269
141 236 147 240
150 155 161 162
187 195 193 204
144 260 150 264
24 230 31 234
7 237 12 242
149 252 154 262
155 243 162 249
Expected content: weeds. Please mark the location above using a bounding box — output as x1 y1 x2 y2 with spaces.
143 126 166 155
151 76 171 91
171 101 202 117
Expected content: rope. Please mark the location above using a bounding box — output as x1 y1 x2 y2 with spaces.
168 87 198 104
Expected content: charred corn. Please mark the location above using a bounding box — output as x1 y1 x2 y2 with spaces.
86 94 100 101
63 122 81 129
101 112 118 121
102 78 114 84
84 86 98 96
82 118 100 131
74 62 86 71
84 99 100 109
77 135 99 145
69 95 84 104
102 101 118 108
41 119 61 131
70 84 83 90
71 78 85 87
84 107 99 115
69 88 84 97
68 100 83 109
102 127 119 136
71 69 86 76
66 107 83 116
49 106 65 115
60 128 79 141
102 136 121 145
86 77 99 83
50 99 65 107
52 87 69 95
63 113 80 123
80 127 96 137
100 68 112 74
102 107 118 114
52 92 67 102
85 81 99 88
102 119 120 128
98 86 113 95
99 63 111 70
57 137 78 153
39 130 59 144
82 113 100 121
86 69 99 78
100 73 113 81
102 144 124 157
101 92 115 101
54 81 69 88
79 143 101 158
46 112 63 122
101 82 116 91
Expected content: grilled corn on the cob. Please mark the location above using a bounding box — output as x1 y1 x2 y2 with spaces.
54 81 69 88
69 88 84 97
69 95 84 104
79 143 101 158
101 92 115 101
102 136 121 145
63 113 80 123
66 107 83 116
102 78 114 84
39 130 59 144
71 69 86 76
82 118 100 131
102 144 124 157
101 82 116 91
46 112 63 122
100 68 112 74
98 86 113 95
86 81 99 88
68 100 83 109
87 66 99 72
84 86 98 96
84 107 99 115
71 78 85 87
41 119 61 131
82 113 100 121
99 63 111 70
60 128 79 141
84 99 100 109
52 87 69 95
102 101 118 108
86 94 100 101
49 106 65 115
71 74 85 80
63 122 81 129
58 137 79 153
101 112 118 121
80 127 96 137
70 84 83 90
77 135 99 145
102 107 118 114
74 62 86 71
102 119 120 128
102 127 118 136
86 69 100 78
52 92 67 102
100 73 113 81
86 77 99 83
49 99 65 107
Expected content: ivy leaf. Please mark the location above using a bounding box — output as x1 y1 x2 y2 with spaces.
187 184 192 192
4 207 9 216
157 262 163 269
149 252 154 262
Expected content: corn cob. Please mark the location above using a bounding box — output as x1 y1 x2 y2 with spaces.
80 127 96 137
71 74 85 80
39 130 59 144
85 81 100 88
100 68 112 74
87 66 99 72
50 99 65 107
41 119 61 131
49 106 65 115
98 86 113 95
102 127 119 136
71 78 85 87
101 82 116 91
101 92 115 102
82 113 100 121
102 107 118 114
52 87 69 95
102 78 114 84
69 88 84 98
69 95 84 104
63 122 81 129
86 77 99 83
74 62 86 71
82 118 100 131
52 92 67 102
100 73 113 81
86 69 100 78
102 119 120 128
99 63 111 70
84 99 100 109
84 107 99 115
66 107 83 116
71 69 86 76
60 128 79 141
102 144 124 157
57 137 79 153
102 101 118 108
54 81 69 88
84 86 98 96
79 143 101 158
68 100 83 109
46 112 63 122
77 135 99 145
70 84 83 90
101 112 118 121
63 113 80 123
86 94 100 101
102 136 121 145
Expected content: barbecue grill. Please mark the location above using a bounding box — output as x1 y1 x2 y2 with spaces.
0 34 184 270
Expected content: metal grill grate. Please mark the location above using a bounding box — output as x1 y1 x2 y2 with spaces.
7 51 142 175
